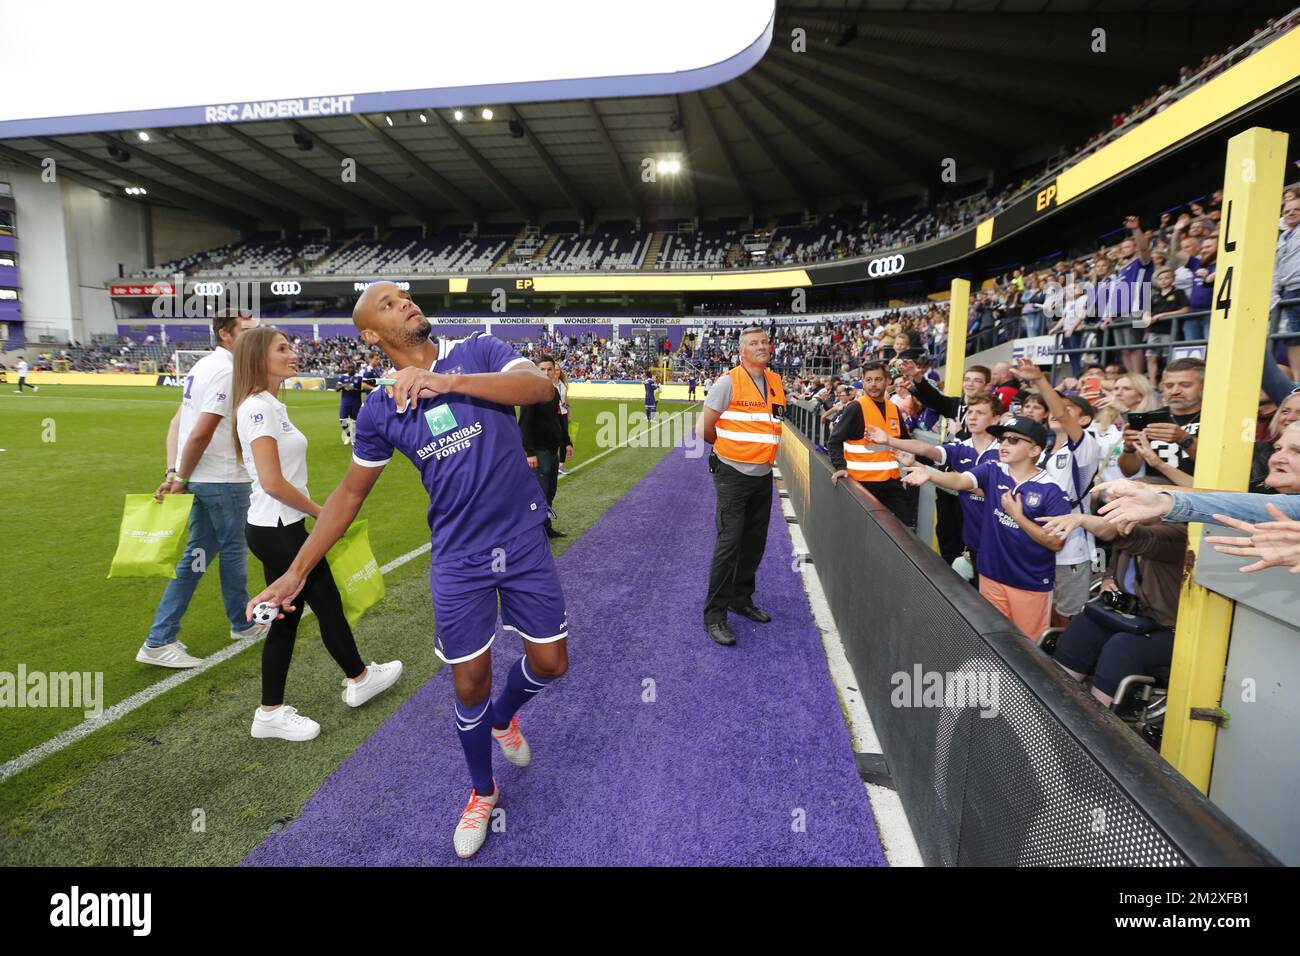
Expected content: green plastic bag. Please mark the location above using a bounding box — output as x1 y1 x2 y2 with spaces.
108 494 195 579
327 519 385 628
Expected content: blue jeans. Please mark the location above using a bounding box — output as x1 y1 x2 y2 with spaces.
1180 316 1208 343
1022 311 1045 338
1278 288 1300 337
1061 332 1083 376
147 482 254 646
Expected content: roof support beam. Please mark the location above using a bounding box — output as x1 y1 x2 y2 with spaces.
583 99 641 220
730 73 867 201
355 114 480 221
757 60 931 187
715 83 815 210
809 43 1078 144
769 47 1004 170
432 111 535 221
769 46 1003 166
164 131 342 226
95 133 296 228
0 143 129 197
285 121 441 224
690 90 755 216
222 124 388 223
509 108 590 222
672 94 702 220
33 137 254 231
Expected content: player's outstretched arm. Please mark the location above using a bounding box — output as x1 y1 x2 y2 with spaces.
245 460 385 620
453 367 555 405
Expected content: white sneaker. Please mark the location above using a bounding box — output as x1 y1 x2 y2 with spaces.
491 714 532 767
342 660 403 707
136 641 203 668
231 621 270 640
250 704 320 741
453 782 499 859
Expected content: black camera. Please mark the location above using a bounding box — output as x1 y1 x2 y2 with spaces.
1101 590 1141 614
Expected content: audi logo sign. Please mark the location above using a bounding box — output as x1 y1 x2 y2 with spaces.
270 281 302 295
866 254 906 278
192 282 224 296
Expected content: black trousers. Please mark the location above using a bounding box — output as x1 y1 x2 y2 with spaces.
245 519 365 706
704 455 772 624
864 478 918 530
533 448 560 529
935 488 965 564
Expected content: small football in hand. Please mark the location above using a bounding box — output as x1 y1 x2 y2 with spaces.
251 602 278 626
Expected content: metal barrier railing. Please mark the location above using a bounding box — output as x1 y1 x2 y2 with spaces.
963 295 1300 372
776 420 1279 866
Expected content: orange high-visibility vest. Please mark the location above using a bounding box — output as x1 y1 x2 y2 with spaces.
843 396 902 482
713 365 786 466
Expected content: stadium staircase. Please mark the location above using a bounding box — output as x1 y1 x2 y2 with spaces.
307 231 369 275
529 233 561 265
641 231 665 270
492 226 530 270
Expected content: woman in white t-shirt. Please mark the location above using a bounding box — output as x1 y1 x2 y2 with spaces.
1093 372 1158 483
231 327 402 742
555 366 572 475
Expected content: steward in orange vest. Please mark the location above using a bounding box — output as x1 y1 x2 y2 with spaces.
711 364 786 467
698 330 785 645
827 362 918 528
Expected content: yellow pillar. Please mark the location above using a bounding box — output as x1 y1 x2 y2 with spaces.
1162 127 1289 791
944 278 971 403
929 278 972 552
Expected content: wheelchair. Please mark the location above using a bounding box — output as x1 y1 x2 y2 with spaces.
1035 573 1168 751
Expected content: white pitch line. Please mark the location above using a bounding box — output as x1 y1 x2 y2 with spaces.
0 542 433 785
786 501 923 867
558 403 700 479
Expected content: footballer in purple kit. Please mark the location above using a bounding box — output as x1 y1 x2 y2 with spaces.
247 281 567 860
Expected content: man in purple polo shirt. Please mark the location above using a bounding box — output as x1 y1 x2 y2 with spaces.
1184 236 1217 344
1097 216 1152 376
247 281 563 860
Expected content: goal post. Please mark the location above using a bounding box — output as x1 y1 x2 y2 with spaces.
174 350 214 375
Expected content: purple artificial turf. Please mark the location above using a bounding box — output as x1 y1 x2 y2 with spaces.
243 445 886 866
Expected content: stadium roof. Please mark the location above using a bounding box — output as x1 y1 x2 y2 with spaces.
0 0 1288 231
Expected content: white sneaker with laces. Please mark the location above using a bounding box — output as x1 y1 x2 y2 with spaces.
342 660 403 707
491 715 532 767
136 641 203 668
250 705 320 741
231 621 271 640
453 782 499 859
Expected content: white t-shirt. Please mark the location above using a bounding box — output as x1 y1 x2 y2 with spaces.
176 347 247 483
237 392 310 528
17 360 29 377
1092 422 1126 484
1041 429 1101 566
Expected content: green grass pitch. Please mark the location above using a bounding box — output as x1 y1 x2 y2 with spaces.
0 385 693 864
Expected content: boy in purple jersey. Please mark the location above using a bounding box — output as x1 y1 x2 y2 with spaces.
866 393 1002 581
247 282 564 860
904 416 1069 640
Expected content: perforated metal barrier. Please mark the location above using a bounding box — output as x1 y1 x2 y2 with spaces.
777 421 1277 866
